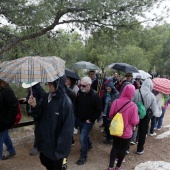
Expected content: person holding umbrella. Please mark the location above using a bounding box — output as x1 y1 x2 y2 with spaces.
28 75 74 170
21 82 46 156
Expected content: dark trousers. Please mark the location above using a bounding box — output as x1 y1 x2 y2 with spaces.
150 116 156 134
109 136 130 168
40 153 63 170
104 118 112 141
137 116 150 152
33 120 39 148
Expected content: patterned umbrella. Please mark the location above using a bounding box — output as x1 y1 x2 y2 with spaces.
0 56 65 83
152 78 170 94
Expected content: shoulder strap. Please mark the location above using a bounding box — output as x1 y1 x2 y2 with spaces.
139 89 144 105
117 100 131 113
139 89 150 106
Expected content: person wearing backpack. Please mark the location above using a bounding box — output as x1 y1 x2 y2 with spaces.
133 78 160 155
108 84 139 170
0 79 18 160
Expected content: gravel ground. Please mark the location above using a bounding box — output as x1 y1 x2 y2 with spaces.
1 108 170 170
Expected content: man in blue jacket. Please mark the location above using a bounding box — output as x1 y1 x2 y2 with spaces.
28 76 74 170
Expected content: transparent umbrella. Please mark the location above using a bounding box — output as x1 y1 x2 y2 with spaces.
73 61 99 70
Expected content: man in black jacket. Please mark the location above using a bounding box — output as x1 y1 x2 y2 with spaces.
28 76 74 170
76 76 102 165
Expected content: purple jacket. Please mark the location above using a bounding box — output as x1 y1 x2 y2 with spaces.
162 98 170 110
109 84 139 139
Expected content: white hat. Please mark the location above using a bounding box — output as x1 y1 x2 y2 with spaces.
22 82 39 88
136 75 142 79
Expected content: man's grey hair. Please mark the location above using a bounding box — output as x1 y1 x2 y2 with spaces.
81 76 92 85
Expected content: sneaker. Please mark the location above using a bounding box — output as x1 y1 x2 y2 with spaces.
101 129 105 133
74 128 78 135
30 147 38 156
115 158 125 163
2 152 16 160
130 141 136 145
115 167 123 170
157 128 161 131
71 142 75 147
136 150 144 155
150 132 156 136
108 167 114 170
76 158 87 165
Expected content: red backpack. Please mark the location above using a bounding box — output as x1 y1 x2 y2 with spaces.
15 102 22 124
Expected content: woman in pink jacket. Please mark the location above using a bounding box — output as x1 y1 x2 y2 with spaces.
108 84 139 170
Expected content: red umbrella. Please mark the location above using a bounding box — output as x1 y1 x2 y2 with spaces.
152 78 170 94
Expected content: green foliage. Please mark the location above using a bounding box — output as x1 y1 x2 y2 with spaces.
0 0 168 55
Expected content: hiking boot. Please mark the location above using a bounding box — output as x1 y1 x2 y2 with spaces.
2 152 16 160
76 158 87 165
30 147 38 156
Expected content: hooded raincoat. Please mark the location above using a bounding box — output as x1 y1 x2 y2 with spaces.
30 76 74 161
109 84 139 139
133 78 160 117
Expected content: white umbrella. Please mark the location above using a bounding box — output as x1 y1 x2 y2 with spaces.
133 70 152 79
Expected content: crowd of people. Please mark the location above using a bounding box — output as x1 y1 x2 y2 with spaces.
0 70 170 170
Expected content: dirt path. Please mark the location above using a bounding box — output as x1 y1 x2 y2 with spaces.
1 108 170 170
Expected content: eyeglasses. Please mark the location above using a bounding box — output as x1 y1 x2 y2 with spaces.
80 84 89 88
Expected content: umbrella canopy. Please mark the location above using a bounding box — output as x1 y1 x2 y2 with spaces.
109 63 139 73
133 70 152 79
65 68 80 80
152 78 170 94
0 56 65 83
73 61 99 70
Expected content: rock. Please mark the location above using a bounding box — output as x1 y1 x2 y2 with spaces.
135 161 170 170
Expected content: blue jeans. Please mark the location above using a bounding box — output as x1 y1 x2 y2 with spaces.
150 116 156 134
0 130 16 159
78 119 94 159
155 109 166 129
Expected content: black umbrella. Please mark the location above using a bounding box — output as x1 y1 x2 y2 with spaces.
65 68 80 80
109 63 139 73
